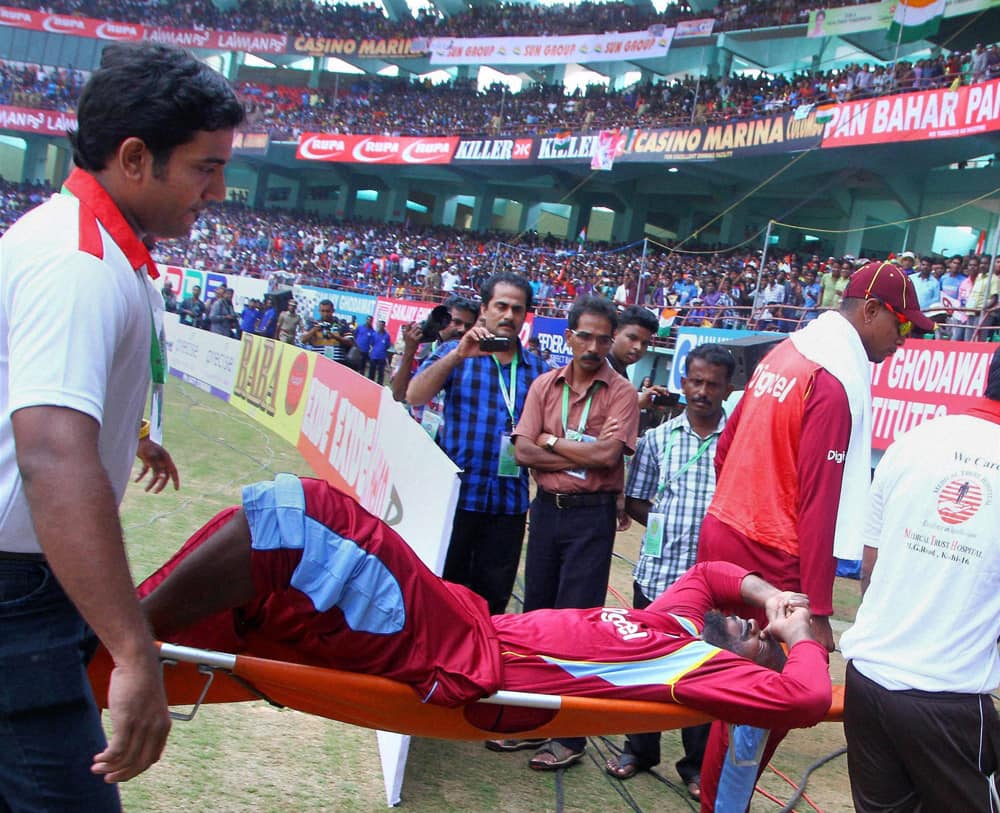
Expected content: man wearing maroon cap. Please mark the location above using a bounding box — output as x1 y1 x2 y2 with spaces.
694 260 934 812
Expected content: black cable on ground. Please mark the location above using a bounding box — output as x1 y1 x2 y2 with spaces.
776 747 847 813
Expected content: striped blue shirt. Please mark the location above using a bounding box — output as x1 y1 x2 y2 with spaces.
419 339 548 514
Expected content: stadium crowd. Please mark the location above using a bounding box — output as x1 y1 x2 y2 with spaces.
5 47 1000 141
139 196 999 339
0 0 913 40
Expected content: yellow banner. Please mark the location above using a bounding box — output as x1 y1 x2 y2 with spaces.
229 334 317 445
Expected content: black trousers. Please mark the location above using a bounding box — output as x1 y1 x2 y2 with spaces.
845 661 1000 813
443 509 526 616
622 581 709 784
523 497 617 754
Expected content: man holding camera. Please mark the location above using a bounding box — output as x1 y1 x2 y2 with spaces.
302 299 352 364
390 296 479 438
407 273 548 616
606 343 736 800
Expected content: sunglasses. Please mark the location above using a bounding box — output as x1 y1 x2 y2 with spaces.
871 297 912 337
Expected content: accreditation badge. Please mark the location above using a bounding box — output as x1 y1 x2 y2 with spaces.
642 512 666 557
497 433 520 478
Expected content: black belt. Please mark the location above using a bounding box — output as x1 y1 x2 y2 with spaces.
537 489 617 509
0 551 46 562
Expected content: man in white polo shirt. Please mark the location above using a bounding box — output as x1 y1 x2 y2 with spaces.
841 346 1000 813
0 43 243 810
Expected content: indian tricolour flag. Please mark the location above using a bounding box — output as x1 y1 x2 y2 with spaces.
887 0 946 43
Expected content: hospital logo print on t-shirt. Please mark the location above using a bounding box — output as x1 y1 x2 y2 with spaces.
936 477 983 525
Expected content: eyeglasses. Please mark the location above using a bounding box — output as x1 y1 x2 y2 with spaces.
569 329 614 348
871 297 912 337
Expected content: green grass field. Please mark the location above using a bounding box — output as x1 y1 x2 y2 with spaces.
115 377 855 812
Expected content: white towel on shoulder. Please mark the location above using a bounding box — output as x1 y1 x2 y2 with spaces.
790 311 872 560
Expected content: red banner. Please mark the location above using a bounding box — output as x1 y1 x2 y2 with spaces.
869 340 995 450
819 78 1000 148
0 5 287 54
0 105 76 135
297 133 458 164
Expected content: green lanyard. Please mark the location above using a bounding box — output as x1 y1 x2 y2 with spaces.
492 353 518 426
149 305 166 385
656 426 715 497
561 381 600 437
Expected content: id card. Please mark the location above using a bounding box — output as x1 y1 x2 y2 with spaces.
421 410 443 440
565 430 595 480
498 433 520 477
642 512 666 557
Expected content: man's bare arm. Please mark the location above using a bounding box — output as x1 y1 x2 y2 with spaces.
625 496 651 526
860 545 878 597
512 440 576 471
12 405 170 783
390 323 422 402
142 511 255 638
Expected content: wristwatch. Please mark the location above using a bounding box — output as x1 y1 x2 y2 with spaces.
545 435 559 452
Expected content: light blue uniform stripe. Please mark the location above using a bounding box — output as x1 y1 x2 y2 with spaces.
541 640 721 687
243 474 405 635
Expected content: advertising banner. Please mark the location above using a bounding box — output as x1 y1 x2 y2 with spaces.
616 113 825 163
0 105 76 136
674 18 716 38
531 316 571 367
297 353 460 550
295 285 377 323
297 133 458 165
806 1 892 38
232 131 270 155
157 265 269 313
0 5 287 54
229 334 317 446
668 327 763 392
807 0 995 38
374 297 441 345
428 29 673 66
287 35 425 59
869 339 994 450
452 137 536 164
163 316 241 401
818 78 1000 147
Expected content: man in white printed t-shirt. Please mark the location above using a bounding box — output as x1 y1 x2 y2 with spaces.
841 346 1000 813
0 43 243 811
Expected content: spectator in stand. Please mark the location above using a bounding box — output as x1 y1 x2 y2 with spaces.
161 279 178 313
910 257 940 314
209 286 237 337
818 263 842 311
367 320 392 385
239 297 262 336
959 258 988 341
179 284 206 328
255 295 277 338
940 256 968 339
353 315 375 377
275 299 303 344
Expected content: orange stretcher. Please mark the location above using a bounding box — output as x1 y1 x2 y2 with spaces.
88 642 845 739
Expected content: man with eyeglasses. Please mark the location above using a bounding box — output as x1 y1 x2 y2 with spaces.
507 295 639 770
694 260 935 812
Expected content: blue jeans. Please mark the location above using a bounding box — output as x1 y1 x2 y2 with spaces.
0 560 121 813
